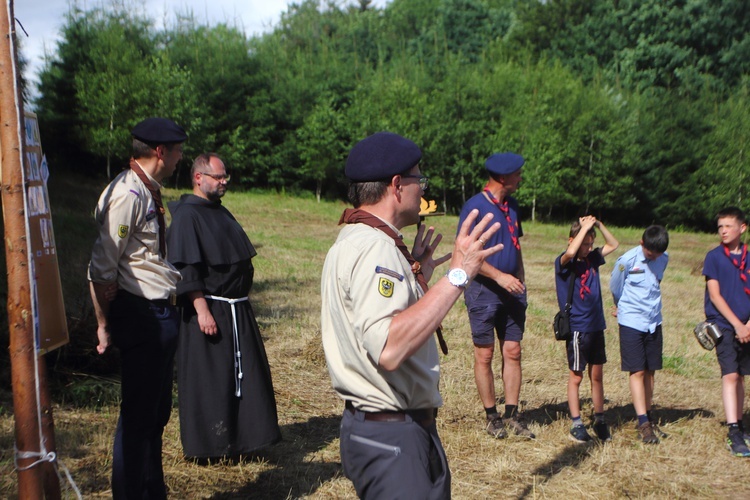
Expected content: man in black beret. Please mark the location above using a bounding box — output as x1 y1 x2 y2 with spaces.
321 131 504 498
88 117 186 498
457 152 536 441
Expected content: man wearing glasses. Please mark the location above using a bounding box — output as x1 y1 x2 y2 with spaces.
321 131 503 498
167 153 281 461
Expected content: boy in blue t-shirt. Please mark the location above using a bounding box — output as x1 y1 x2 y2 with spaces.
555 216 619 443
610 225 669 444
703 206 750 457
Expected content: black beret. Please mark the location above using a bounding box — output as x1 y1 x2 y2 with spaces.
131 117 187 144
345 131 422 182
485 152 524 176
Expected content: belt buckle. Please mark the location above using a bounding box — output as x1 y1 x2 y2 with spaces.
168 293 177 306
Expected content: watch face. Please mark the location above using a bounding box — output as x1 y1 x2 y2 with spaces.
449 268 468 286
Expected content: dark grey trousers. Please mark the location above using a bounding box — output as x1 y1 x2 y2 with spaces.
340 407 451 499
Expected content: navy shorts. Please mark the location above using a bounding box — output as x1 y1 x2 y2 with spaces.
619 324 663 372
715 327 750 376
466 285 526 346
567 330 606 372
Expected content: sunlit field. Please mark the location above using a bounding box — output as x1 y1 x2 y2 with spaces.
0 175 747 498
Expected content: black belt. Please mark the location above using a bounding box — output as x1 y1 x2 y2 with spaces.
345 401 437 427
151 293 177 307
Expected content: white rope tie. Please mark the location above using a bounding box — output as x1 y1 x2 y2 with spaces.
205 295 249 397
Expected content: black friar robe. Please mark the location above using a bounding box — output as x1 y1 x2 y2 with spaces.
167 194 281 459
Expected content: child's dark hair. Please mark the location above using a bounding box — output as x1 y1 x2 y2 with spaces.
569 220 596 239
717 206 747 225
642 225 669 253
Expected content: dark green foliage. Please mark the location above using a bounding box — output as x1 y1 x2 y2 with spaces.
30 0 750 228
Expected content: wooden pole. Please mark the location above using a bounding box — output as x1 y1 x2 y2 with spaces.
0 1 60 497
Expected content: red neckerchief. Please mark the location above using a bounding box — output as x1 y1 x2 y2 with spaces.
339 208 448 355
723 243 750 295
483 187 520 250
129 158 166 258
577 258 593 300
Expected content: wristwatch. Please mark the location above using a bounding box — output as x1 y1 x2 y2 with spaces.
446 268 470 288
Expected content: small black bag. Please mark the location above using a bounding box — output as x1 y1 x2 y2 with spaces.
553 309 572 341
553 264 576 341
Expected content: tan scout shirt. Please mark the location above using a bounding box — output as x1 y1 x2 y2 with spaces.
321 221 442 412
88 168 180 300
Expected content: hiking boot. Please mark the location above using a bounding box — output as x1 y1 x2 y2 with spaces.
486 415 507 439
569 424 592 443
651 421 668 439
593 420 612 442
727 431 750 457
504 414 536 439
637 421 659 444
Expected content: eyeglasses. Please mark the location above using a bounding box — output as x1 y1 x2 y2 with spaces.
402 174 429 190
200 172 231 182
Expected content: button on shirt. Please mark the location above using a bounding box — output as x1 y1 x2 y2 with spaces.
321 222 442 413
88 168 180 300
609 246 668 333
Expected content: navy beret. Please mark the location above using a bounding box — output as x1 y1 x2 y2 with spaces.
345 131 422 182
131 117 187 144
485 152 524 176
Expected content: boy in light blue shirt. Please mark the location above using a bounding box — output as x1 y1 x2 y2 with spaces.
610 225 669 444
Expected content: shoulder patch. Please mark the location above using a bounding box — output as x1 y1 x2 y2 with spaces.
375 266 404 281
378 277 394 298
117 225 129 238
618 264 625 272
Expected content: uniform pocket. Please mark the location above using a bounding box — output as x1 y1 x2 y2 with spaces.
350 433 402 456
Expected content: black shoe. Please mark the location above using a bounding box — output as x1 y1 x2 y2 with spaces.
593 420 612 442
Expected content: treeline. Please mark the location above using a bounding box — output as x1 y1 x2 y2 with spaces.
33 0 750 229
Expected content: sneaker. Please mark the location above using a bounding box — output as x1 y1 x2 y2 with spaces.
569 424 592 443
486 415 507 439
651 421 668 439
504 414 536 439
727 431 750 457
593 420 612 442
637 421 659 444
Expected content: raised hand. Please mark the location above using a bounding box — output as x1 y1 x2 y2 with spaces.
452 210 503 278
412 224 451 282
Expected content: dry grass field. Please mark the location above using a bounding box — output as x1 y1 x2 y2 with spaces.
1 179 748 498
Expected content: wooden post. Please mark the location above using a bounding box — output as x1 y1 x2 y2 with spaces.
0 1 60 497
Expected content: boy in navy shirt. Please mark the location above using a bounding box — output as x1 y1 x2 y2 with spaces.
703 206 750 457
555 216 619 442
610 225 669 444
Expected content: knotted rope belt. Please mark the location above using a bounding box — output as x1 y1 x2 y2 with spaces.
205 295 249 397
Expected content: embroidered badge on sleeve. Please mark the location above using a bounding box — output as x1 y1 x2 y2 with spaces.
378 277 394 298
117 225 129 238
375 266 404 281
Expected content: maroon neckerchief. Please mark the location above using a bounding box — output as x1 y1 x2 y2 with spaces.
723 243 750 295
339 208 448 355
483 187 520 250
129 158 166 258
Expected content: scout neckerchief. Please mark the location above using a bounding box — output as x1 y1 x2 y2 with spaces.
339 208 448 355
483 187 520 251
576 258 593 300
129 158 166 258
723 243 750 295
